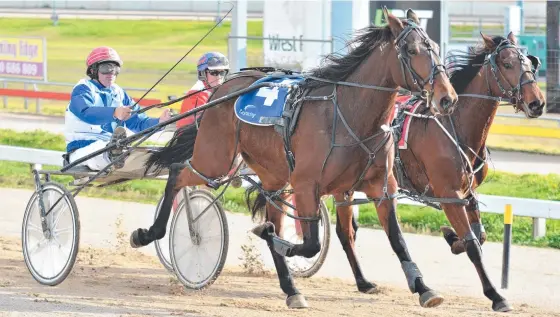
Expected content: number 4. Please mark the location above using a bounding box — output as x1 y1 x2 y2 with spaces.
256 87 279 106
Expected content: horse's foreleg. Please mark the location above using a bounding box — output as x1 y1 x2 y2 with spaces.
366 175 443 308
130 163 207 248
441 193 487 255
333 192 377 294
440 200 511 312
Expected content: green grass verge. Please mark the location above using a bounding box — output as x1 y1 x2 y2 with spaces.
1 128 559 249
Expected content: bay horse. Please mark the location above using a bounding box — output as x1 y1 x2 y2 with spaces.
332 31 545 312
132 8 458 309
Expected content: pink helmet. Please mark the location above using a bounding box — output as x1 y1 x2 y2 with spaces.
86 46 123 68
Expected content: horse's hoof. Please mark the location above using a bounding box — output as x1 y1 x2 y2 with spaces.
358 281 379 294
130 229 143 249
419 290 444 308
492 300 513 312
286 294 308 309
361 287 380 294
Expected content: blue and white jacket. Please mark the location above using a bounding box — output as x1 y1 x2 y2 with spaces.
64 79 159 153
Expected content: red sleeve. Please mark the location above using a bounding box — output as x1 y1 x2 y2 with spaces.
176 90 210 128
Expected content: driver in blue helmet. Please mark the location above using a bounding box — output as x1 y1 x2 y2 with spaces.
176 52 230 128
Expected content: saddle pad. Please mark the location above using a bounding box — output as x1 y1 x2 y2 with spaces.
388 95 414 124
397 98 424 150
234 76 304 126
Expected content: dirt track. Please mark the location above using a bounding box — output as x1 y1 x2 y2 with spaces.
0 235 558 317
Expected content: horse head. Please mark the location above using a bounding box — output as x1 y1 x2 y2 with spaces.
384 7 458 115
480 31 546 118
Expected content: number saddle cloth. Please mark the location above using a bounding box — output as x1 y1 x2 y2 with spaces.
233 74 308 171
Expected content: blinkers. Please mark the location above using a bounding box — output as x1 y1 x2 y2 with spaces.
527 55 541 74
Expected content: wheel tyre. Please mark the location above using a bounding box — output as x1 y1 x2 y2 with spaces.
153 193 174 273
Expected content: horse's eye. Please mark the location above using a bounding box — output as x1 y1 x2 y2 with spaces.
407 49 417 55
504 63 513 69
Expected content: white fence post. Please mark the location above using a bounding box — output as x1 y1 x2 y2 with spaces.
532 217 547 238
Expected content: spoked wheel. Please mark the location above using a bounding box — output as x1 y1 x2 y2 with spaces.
154 187 191 273
22 182 80 286
285 199 331 278
169 188 229 289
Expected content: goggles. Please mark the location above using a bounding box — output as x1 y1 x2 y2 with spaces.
207 69 228 77
98 63 121 75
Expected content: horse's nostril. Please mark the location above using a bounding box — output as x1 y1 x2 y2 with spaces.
529 100 543 111
440 96 452 110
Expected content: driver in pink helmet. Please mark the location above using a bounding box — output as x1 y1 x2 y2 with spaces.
64 46 171 171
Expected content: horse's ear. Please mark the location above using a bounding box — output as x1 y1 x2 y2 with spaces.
480 32 496 51
406 8 420 25
382 6 390 23
383 6 404 38
507 31 518 45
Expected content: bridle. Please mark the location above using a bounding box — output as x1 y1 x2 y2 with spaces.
459 40 540 112
395 20 448 112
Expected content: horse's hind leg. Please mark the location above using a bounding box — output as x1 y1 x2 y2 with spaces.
440 193 487 255
130 120 237 248
364 175 444 308
333 192 378 294
130 162 207 248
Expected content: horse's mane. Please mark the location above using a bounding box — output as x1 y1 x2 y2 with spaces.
306 24 394 88
445 35 507 94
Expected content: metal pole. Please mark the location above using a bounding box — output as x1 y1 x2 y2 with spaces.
34 83 41 113
23 83 28 110
216 0 222 25
501 204 513 289
517 0 524 34
2 82 7 108
230 0 247 72
440 0 450 58
51 0 59 26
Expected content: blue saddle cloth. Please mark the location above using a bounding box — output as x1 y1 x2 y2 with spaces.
234 76 305 126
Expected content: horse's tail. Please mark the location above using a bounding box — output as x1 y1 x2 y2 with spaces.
144 117 201 175
244 181 267 221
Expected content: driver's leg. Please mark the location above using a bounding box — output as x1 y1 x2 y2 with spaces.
69 140 111 171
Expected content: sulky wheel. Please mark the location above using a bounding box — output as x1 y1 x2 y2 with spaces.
22 182 80 286
169 188 229 289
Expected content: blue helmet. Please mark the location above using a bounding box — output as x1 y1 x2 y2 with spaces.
197 52 230 81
